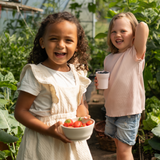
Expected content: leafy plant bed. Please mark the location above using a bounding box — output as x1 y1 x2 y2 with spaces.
133 130 159 160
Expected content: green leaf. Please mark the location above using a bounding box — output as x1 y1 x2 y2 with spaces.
0 110 19 132
4 72 15 82
145 96 160 113
78 117 82 121
152 124 160 138
138 1 156 9
155 54 160 61
148 136 160 151
0 82 17 90
108 2 117 8
0 150 6 159
106 9 117 19
69 3 82 10
143 112 160 130
0 110 11 131
0 129 18 143
88 2 96 13
150 15 159 26
12 124 25 136
0 94 4 98
95 32 107 39
0 99 8 105
129 0 137 3
134 12 146 21
8 114 19 129
143 67 153 88
156 66 160 82
2 150 11 158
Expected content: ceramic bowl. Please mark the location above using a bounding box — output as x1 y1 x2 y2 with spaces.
61 117 95 141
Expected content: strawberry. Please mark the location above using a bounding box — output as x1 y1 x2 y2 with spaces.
73 117 83 128
63 119 73 127
86 120 93 126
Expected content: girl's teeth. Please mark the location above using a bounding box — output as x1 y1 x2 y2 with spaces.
116 40 123 43
56 52 65 55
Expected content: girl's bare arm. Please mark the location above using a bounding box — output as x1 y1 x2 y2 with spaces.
14 91 71 143
134 22 149 59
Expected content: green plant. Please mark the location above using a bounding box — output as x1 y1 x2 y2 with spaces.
143 96 160 130
0 32 34 81
0 69 25 160
149 124 160 151
148 124 160 159
88 38 108 75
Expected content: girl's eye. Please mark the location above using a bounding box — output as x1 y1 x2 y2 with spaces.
50 38 57 41
66 39 73 42
121 30 126 33
111 31 116 33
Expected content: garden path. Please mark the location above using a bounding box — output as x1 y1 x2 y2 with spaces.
87 90 117 160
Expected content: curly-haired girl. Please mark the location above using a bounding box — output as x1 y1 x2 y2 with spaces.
15 11 93 160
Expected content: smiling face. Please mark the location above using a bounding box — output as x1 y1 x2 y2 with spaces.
110 17 134 53
39 20 78 71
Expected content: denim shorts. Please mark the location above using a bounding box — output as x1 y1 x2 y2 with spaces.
104 113 141 146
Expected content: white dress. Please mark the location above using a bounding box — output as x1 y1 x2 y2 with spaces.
16 64 93 160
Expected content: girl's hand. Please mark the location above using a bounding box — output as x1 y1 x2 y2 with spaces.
94 77 98 89
76 104 90 118
83 115 91 119
47 121 72 143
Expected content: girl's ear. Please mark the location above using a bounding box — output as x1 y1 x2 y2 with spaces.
132 35 135 44
39 38 44 49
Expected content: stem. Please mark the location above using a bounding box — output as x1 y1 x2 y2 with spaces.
12 142 16 160
138 129 145 141
7 143 15 160
97 89 99 94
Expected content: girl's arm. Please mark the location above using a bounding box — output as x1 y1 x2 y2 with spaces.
76 95 90 118
14 91 71 143
134 22 149 59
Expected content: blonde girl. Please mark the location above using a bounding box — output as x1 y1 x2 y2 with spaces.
95 12 149 160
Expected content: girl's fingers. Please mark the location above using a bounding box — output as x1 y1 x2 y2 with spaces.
84 115 91 119
58 133 72 143
50 121 72 143
94 77 98 87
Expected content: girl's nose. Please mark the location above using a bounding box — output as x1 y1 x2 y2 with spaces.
115 32 121 37
57 40 65 49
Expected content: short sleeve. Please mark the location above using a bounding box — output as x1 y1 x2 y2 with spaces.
77 69 88 77
18 68 41 96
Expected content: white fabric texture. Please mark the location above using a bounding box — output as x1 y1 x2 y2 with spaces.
42 64 76 87
16 63 92 160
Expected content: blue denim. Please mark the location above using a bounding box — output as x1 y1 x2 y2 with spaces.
104 113 141 146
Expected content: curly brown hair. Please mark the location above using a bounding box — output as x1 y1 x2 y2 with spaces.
28 11 89 71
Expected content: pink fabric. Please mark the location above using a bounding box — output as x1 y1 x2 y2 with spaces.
103 46 145 117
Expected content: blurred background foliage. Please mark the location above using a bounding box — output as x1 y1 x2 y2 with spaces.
0 0 160 159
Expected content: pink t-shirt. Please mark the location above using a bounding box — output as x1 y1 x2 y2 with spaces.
104 46 145 117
